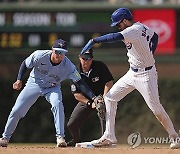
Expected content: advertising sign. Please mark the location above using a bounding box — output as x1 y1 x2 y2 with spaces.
133 9 176 54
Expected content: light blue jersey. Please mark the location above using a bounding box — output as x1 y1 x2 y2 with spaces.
2 50 82 141
25 50 81 88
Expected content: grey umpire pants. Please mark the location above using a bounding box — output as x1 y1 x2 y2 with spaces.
67 102 96 144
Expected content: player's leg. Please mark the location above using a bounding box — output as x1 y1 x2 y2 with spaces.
1 83 41 144
44 86 67 147
93 70 135 146
135 68 179 146
67 102 94 146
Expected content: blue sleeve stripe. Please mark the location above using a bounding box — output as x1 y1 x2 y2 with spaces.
74 79 96 100
151 32 158 54
17 60 28 80
93 32 124 43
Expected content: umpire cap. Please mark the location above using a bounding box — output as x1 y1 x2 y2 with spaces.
80 48 93 60
111 8 133 27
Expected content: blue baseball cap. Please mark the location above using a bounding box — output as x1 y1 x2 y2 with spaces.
52 39 68 54
111 8 133 27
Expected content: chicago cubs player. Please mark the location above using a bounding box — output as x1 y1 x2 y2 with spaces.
81 8 180 149
0 39 100 148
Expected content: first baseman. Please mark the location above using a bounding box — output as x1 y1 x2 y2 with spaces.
0 39 100 147
81 8 180 149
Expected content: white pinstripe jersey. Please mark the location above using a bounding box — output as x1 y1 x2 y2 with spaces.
120 22 156 68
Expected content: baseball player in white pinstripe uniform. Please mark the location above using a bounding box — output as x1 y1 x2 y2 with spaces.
80 8 180 149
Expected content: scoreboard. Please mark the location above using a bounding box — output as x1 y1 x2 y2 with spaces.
0 8 179 54
0 11 121 50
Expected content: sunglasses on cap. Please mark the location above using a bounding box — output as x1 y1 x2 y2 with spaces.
81 57 92 61
53 47 68 55
54 50 66 55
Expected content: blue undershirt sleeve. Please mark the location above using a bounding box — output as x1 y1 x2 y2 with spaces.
93 32 124 43
74 79 96 100
150 32 158 54
17 60 28 80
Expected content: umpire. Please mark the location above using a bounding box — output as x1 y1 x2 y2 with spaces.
67 48 114 146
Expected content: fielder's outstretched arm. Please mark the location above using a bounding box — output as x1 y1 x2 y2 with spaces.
74 79 96 104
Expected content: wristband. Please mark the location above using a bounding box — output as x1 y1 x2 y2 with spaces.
87 100 93 106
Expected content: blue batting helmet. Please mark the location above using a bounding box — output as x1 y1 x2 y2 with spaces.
111 8 133 27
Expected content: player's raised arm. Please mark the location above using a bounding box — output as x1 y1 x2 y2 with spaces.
81 8 133 55
81 33 124 54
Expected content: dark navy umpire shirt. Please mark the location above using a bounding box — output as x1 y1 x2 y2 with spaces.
71 60 114 97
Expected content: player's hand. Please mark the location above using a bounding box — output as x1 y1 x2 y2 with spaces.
81 39 94 54
13 80 22 90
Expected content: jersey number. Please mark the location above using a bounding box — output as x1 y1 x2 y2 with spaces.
141 26 154 53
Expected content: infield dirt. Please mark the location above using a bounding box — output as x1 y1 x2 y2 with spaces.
0 144 180 154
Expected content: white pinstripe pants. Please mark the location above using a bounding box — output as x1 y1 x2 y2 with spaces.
102 66 178 142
